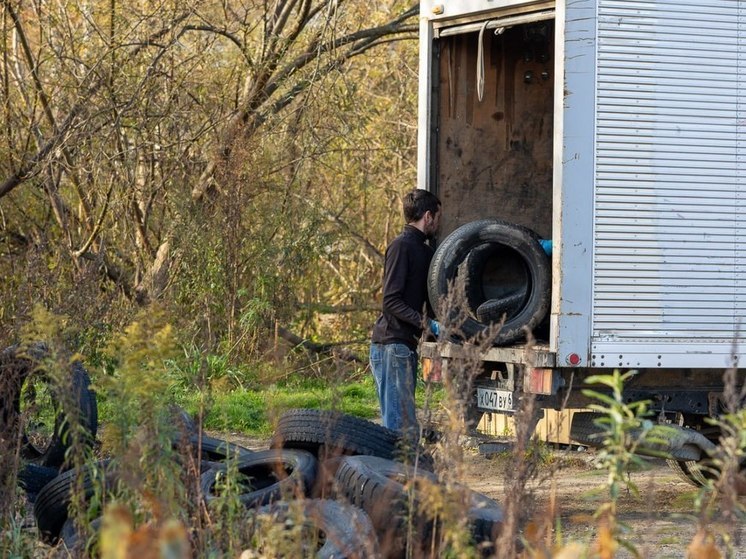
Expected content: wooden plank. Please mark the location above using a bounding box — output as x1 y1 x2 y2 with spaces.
435 22 555 240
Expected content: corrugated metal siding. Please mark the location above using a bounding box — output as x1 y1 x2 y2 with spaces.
592 0 745 340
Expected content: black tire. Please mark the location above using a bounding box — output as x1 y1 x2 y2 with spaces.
254 499 380 559
179 432 255 463
201 449 317 510
464 242 527 317
428 220 551 346
1 344 98 469
168 404 198 432
17 463 60 501
571 412 703 462
333 455 502 556
666 459 704 487
60 516 102 554
475 291 527 324
33 460 114 544
270 409 400 461
569 412 606 448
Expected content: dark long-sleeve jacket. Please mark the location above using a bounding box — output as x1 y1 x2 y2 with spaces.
371 225 434 349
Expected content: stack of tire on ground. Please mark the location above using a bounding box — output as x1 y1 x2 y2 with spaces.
1 343 99 502
428 219 552 345
262 408 504 558
28 406 504 558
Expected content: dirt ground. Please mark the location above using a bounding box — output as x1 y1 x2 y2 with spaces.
230 432 745 558
459 444 745 558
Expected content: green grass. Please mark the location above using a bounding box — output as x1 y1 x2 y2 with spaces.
175 375 443 436
95 346 445 437
175 375 381 436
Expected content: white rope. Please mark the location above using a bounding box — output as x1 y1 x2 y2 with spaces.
476 23 506 102
476 20 490 102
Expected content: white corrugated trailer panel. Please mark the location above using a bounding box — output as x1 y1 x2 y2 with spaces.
591 0 746 351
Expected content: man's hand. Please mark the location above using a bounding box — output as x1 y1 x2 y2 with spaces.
429 319 441 337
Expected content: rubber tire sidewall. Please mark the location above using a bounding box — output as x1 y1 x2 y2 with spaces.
0 343 98 469
33 460 113 544
428 219 551 346
269 408 400 460
201 449 317 510
254 499 380 559
333 455 502 555
37 361 98 468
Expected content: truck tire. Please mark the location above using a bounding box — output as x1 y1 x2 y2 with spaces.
1 345 98 469
269 408 399 460
254 499 380 559
33 460 115 544
200 449 317 510
333 455 502 557
270 408 434 471
428 219 551 346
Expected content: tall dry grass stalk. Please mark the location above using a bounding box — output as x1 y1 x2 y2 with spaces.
417 270 545 558
688 342 746 557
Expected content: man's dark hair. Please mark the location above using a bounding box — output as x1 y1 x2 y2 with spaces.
403 189 441 223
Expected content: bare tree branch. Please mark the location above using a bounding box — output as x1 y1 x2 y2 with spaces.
0 6 191 200
276 325 365 363
191 3 419 201
180 25 252 66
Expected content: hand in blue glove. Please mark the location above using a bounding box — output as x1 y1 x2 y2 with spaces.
429 319 441 337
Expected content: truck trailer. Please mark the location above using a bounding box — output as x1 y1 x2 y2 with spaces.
417 0 746 480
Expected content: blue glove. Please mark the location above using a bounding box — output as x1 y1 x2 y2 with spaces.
539 239 552 256
429 319 441 337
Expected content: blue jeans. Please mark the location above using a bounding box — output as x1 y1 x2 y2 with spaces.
370 343 418 437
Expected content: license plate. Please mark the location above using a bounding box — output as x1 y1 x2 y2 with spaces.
476 387 514 412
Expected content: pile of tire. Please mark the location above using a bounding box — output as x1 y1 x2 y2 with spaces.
1 343 99 502
428 219 551 346
0 343 98 476
28 407 504 558
258 408 505 558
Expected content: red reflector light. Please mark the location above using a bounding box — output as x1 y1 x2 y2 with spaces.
567 353 582 366
525 368 554 395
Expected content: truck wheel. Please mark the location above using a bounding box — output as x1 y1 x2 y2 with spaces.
269 408 399 460
200 449 317 510
428 219 551 346
1 345 98 469
254 499 380 559
333 455 503 556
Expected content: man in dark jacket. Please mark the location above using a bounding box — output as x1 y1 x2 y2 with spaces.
370 188 441 437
